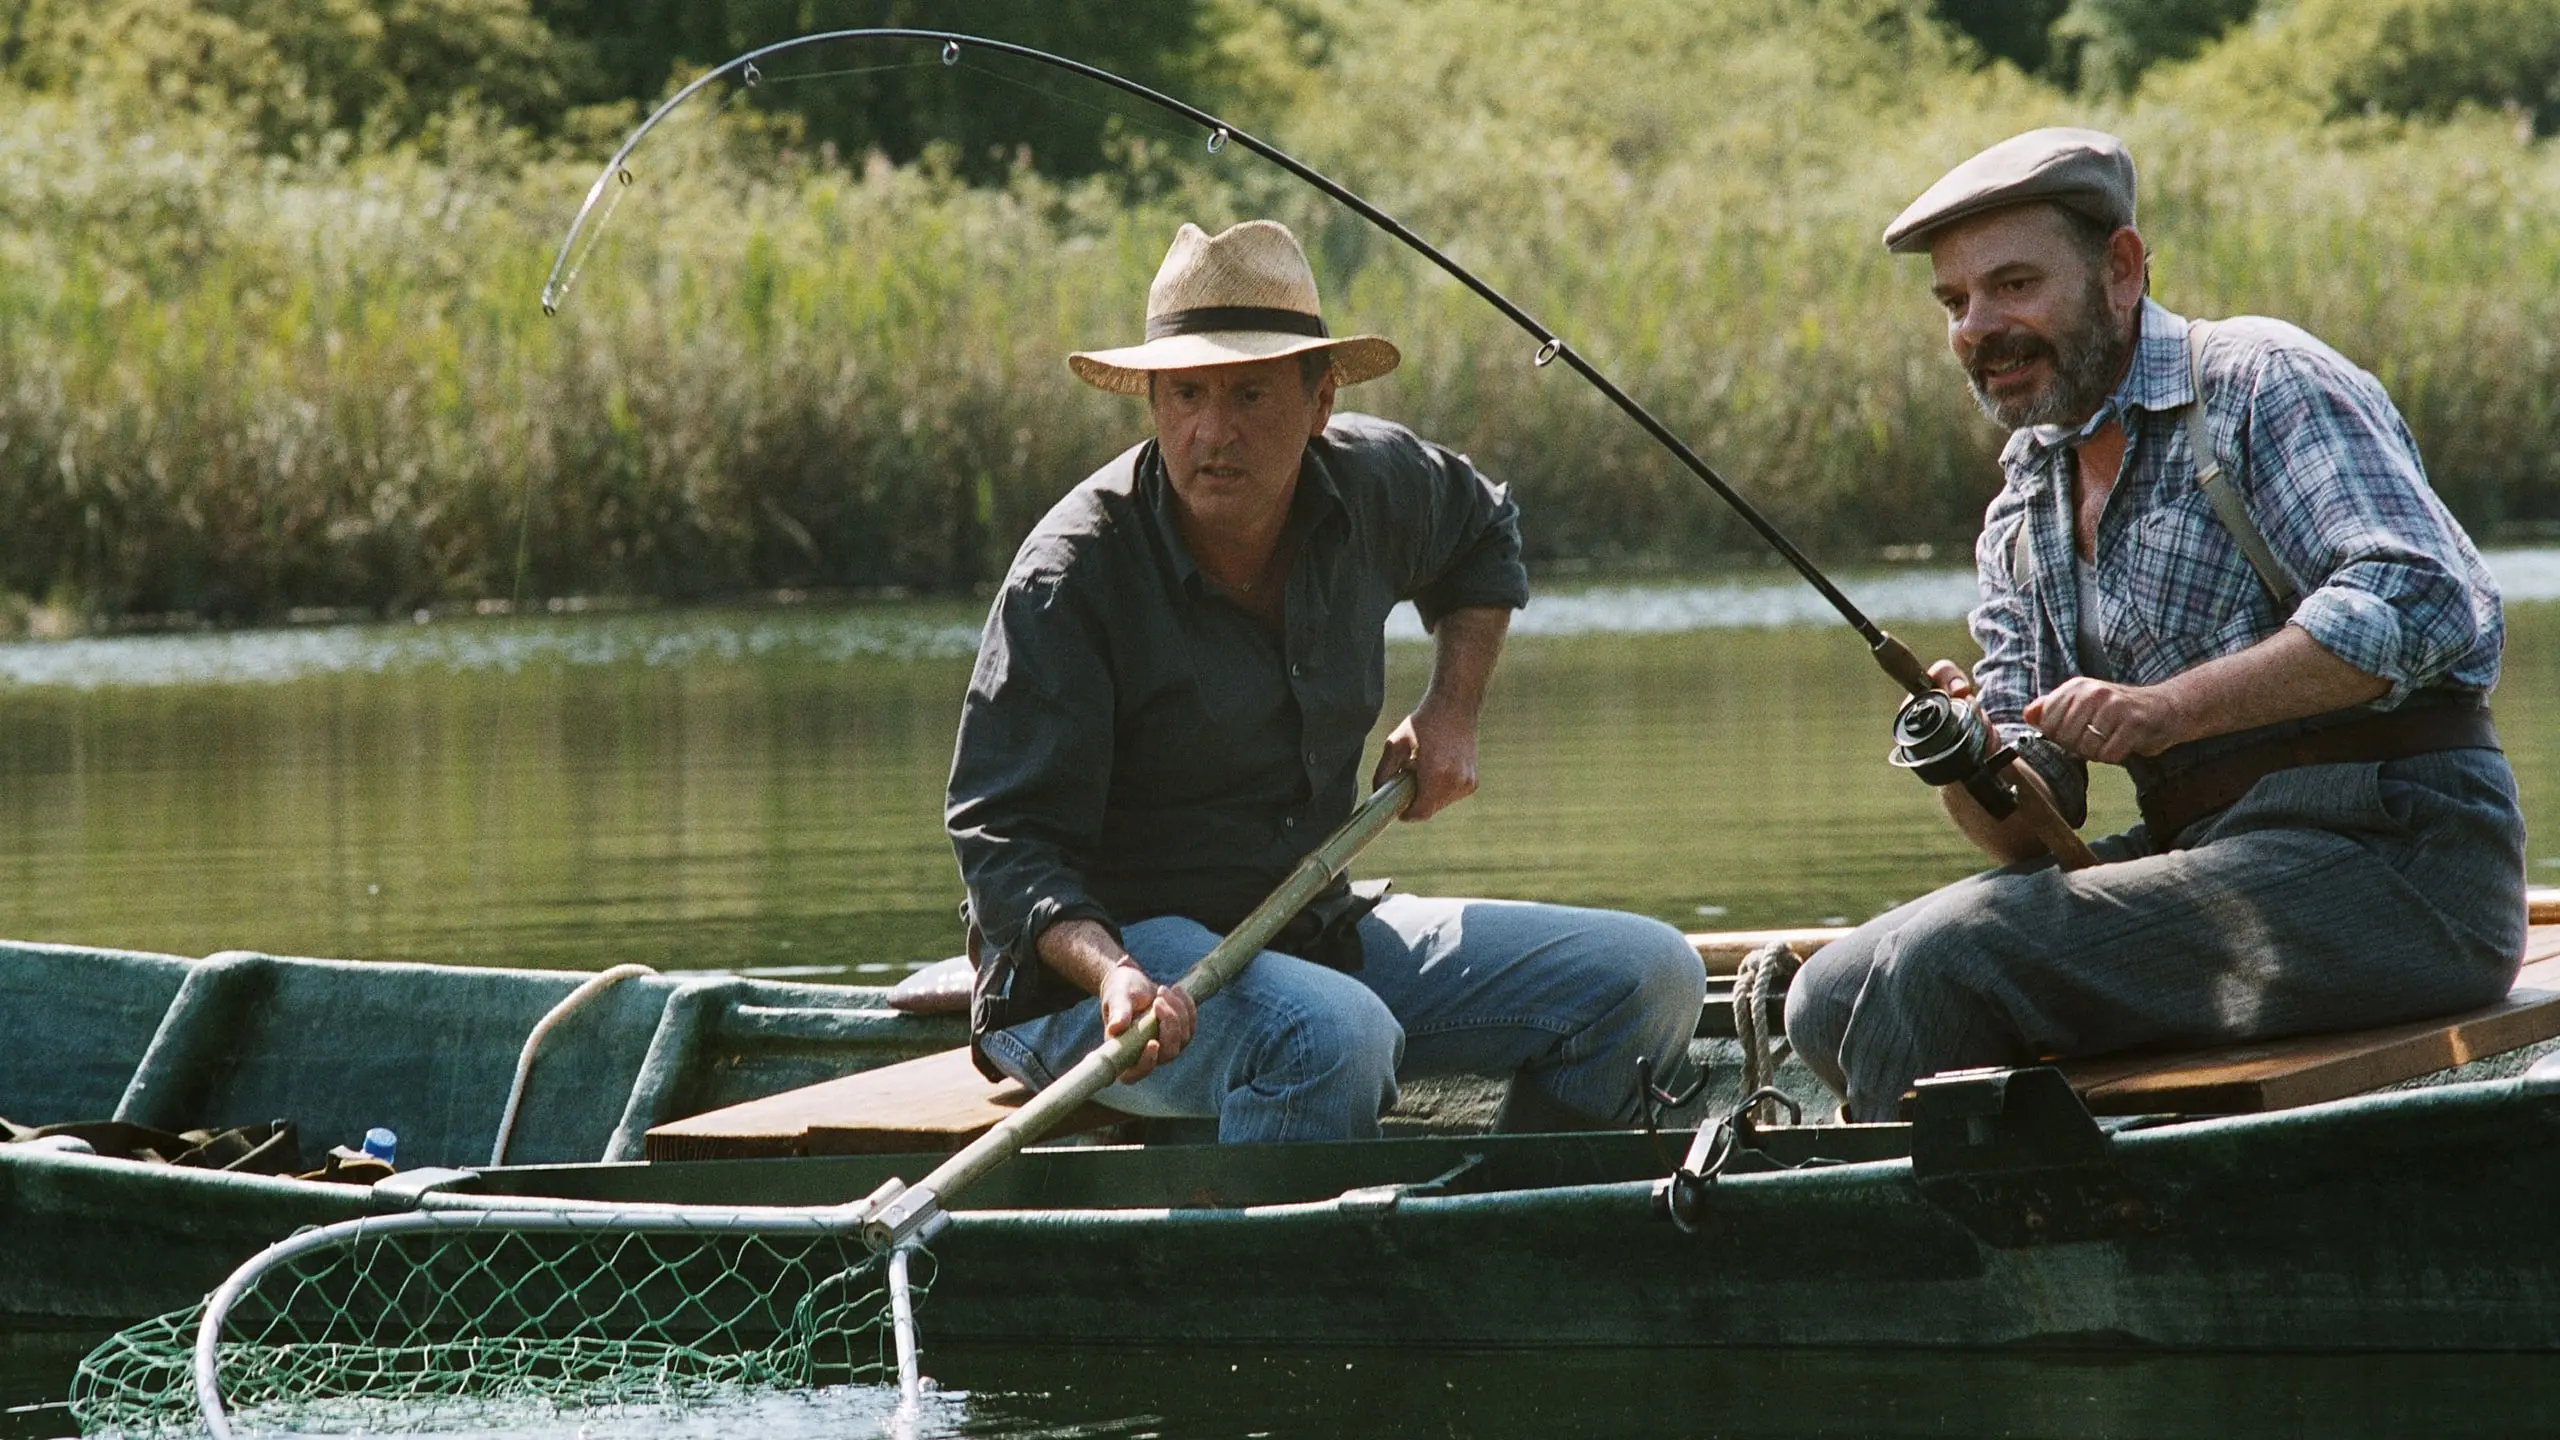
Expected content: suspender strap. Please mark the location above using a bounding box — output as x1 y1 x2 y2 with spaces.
2184 320 2300 614
2010 321 2300 618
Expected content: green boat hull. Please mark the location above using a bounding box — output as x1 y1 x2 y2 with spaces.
0 937 960 1324
472 1077 2560 1353
8 937 2558 1352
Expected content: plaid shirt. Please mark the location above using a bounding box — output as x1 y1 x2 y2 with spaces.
1971 297 2503 815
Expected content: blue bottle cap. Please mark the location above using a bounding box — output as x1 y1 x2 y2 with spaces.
361 1127 397 1164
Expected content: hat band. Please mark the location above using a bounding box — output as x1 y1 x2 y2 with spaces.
1144 305 1329 342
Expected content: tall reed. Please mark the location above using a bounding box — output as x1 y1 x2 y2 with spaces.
0 0 2551 624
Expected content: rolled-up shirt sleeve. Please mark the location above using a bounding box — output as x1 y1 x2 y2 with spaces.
946 557 1119 999
1401 438 1529 626
2234 342 2489 706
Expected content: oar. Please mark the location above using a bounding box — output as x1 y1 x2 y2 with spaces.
855 769 1418 1248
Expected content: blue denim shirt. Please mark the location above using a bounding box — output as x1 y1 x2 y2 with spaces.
1972 298 2503 818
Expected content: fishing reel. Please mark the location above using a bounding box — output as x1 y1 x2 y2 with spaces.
1887 690 2020 820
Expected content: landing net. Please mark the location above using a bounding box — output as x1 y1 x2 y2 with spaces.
69 1206 923 1438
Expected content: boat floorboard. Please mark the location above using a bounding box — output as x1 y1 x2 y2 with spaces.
645 1046 1128 1160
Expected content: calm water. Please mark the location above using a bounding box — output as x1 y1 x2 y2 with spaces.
10 1332 2560 1439
0 558 2554 976
5 559 2560 1437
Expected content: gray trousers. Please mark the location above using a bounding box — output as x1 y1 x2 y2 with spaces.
1785 748 2527 1122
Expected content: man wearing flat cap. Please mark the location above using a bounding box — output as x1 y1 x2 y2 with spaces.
1786 128 2524 1121
948 219 1705 1141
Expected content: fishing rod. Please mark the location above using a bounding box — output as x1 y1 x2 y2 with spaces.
540 28 2096 869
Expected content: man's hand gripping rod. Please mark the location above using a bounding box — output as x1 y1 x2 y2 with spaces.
851 772 1419 1253
1873 636 2099 870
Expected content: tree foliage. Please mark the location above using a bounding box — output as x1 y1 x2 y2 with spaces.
4 0 1225 171
1931 0 2074 76
2050 0 2259 93
2167 0 2560 134
1931 0 2257 88
3 0 573 152
528 0 1222 180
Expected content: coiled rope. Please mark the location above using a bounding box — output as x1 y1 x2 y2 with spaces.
1732 941 1801 1126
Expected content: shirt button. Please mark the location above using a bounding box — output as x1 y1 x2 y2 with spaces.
1283 816 1298 831
1290 662 1305 678
1306 750 1320 768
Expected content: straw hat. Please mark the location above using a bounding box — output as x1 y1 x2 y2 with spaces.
1068 220 1400 396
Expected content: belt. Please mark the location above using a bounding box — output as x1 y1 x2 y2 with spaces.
2137 701 2500 846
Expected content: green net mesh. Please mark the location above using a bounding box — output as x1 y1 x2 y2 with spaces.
69 1219 923 1437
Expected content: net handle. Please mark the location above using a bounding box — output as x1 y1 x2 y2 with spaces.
885 773 1414 1231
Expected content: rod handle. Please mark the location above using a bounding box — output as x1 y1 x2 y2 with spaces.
2002 757 2102 870
1869 631 1936 698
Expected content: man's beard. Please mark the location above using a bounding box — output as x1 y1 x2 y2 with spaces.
1964 273 2133 430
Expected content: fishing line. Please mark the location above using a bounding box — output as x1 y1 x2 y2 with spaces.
540 28 1935 695
952 60 1203 147
463 70 791 970
749 60 945 89
541 28 2097 864
548 77 768 313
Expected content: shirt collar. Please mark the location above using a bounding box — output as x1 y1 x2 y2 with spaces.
2006 297 2194 476
1140 434 1348 598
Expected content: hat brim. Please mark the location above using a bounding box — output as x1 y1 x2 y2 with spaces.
1068 331 1400 396
1883 189 2126 254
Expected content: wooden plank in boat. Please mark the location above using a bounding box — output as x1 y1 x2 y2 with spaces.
644 1047 1130 1161
884 892 2548 1004
1690 927 1852 976
1702 891 2552 976
882 927 1865 1013
2058 928 2560 1115
666 897 2560 1153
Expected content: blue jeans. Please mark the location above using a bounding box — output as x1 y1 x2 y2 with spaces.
978 894 1706 1143
1785 749 2527 1122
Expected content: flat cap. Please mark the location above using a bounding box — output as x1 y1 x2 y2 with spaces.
1882 127 2136 254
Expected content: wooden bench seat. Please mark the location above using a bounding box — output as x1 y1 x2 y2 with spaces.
2053 923 2560 1115
659 894 2560 1158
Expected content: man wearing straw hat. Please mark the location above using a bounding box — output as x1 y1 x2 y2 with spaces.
947 220 1706 1142
1785 128 2524 1122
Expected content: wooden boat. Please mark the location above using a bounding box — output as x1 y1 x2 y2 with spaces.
8 895 2560 1353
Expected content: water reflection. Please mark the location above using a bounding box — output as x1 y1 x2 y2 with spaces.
11 1329 2555 1440
933 1343 2560 1440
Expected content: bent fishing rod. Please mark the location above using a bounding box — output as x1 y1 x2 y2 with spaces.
539 29 2096 869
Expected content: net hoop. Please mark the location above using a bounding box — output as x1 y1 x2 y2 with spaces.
190 1199 873 1440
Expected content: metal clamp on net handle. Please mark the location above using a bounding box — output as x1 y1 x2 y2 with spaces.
856 1178 951 1254
1889 690 2100 871
855 772 1421 1254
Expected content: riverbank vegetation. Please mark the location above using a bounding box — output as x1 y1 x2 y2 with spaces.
0 0 2553 625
